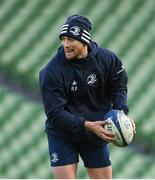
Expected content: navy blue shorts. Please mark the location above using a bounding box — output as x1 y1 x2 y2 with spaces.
47 132 111 168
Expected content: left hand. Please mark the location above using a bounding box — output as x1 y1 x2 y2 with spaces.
129 118 136 135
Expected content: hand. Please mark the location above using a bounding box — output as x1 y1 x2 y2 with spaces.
129 118 136 135
84 120 115 143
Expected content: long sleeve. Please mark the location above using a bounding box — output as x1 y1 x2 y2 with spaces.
39 67 86 134
109 54 129 114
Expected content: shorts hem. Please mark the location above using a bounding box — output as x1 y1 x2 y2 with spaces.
84 161 111 168
51 160 79 167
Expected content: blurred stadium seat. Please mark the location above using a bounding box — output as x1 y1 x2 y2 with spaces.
0 0 155 178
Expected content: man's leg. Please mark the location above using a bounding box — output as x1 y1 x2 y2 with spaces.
47 133 79 178
87 165 112 179
79 141 112 179
52 163 78 179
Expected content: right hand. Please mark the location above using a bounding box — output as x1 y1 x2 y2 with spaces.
84 120 115 143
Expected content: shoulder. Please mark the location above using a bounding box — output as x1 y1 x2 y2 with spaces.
97 47 123 67
94 47 125 77
40 56 58 76
97 47 118 60
39 49 65 83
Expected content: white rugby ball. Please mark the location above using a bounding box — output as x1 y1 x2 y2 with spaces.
104 110 133 147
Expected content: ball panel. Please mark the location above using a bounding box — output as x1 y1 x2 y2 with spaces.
104 110 133 147
119 114 133 144
104 118 124 147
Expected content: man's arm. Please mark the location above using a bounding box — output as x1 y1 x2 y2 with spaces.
109 54 129 114
39 68 86 134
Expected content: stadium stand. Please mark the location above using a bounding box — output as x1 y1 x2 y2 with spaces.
1 0 155 178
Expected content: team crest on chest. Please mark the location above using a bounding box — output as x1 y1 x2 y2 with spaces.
87 74 97 85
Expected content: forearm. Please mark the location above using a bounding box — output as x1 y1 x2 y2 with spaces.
48 109 86 133
112 89 129 114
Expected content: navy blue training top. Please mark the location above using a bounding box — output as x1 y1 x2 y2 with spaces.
39 41 128 145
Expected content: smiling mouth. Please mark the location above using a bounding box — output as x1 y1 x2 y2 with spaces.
64 48 75 59
65 49 74 54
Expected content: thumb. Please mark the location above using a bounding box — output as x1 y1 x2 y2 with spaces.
97 120 107 125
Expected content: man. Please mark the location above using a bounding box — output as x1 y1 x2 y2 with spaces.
39 15 136 179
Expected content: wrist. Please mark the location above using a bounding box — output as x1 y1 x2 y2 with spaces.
84 121 93 131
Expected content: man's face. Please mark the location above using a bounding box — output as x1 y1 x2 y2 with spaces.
61 36 87 60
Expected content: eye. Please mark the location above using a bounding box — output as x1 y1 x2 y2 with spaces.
61 37 76 45
61 37 65 43
68 37 74 43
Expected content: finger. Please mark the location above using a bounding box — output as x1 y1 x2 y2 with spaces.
96 120 107 125
133 127 136 135
130 118 136 135
102 125 115 136
102 134 115 143
103 130 115 137
96 120 110 127
101 129 115 138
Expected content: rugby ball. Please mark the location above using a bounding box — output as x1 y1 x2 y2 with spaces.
104 110 133 147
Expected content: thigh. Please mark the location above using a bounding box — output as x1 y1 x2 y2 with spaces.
79 143 111 168
87 166 112 179
52 163 78 179
47 132 79 167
